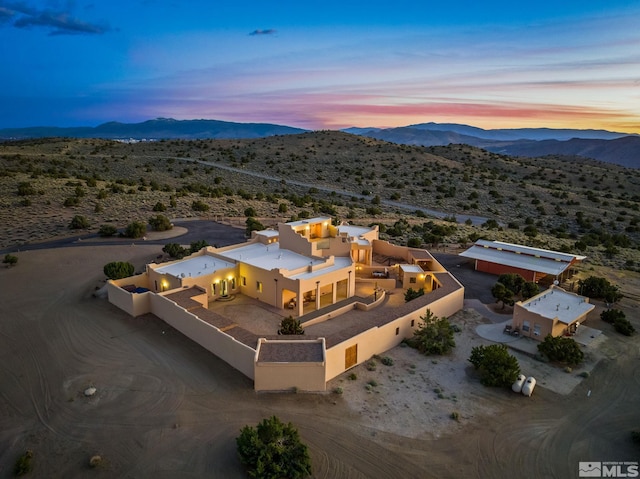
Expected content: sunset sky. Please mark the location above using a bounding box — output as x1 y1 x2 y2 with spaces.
1 0 639 132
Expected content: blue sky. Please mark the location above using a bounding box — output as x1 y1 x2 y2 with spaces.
1 0 639 132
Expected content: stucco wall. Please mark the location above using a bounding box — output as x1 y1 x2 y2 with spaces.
323 286 464 381
149 294 255 379
107 276 152 317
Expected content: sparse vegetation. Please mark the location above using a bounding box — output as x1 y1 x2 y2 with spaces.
3 253 18 267
13 450 34 476
123 221 147 238
69 214 90 229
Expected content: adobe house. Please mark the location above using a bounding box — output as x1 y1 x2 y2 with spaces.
512 286 595 340
108 217 465 391
459 240 585 284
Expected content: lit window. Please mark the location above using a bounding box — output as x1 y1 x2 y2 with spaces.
257 281 263 292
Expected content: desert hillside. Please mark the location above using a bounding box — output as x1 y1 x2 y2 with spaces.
1 132 639 273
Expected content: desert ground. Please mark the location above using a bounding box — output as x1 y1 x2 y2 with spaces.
1 236 639 478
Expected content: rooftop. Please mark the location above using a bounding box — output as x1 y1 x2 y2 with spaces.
257 339 325 363
338 224 374 238
400 264 424 273
521 287 595 324
217 242 327 273
284 216 332 229
155 255 236 279
459 241 583 276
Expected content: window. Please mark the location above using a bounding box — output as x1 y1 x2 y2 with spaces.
256 281 263 293
345 344 358 369
534 324 541 336
230 277 236 290
522 320 530 332
411 319 415 327
409 277 416 284
212 283 217 295
395 327 400 336
241 276 246 286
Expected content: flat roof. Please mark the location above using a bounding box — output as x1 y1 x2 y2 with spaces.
155 255 236 279
471 240 585 262
285 217 332 228
522 288 595 324
289 257 352 280
459 241 584 276
400 264 424 273
256 229 279 238
257 340 324 362
338 224 374 238
217 242 326 273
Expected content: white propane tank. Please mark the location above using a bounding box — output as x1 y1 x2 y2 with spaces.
522 377 536 397
512 374 526 393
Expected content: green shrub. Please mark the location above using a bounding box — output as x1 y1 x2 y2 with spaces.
348 373 357 381
103 261 135 280
63 196 80 207
404 287 424 302
14 450 33 476
469 344 520 387
152 201 167 212
3 254 18 267
69 215 90 229
406 310 455 355
333 387 343 395
450 411 460 421
123 221 146 238
278 316 304 335
191 199 210 212
148 214 173 232
537 335 584 366
614 317 636 336
98 224 118 237
236 416 312 479
163 243 188 259
366 360 376 371
381 356 394 366
601 309 625 324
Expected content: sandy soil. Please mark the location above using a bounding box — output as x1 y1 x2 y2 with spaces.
1 245 639 478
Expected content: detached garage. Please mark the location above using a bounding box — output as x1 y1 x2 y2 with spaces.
458 240 585 283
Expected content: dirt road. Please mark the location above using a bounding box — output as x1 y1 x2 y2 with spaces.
0 246 638 478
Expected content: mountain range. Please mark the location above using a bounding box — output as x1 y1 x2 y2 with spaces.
0 118 637 167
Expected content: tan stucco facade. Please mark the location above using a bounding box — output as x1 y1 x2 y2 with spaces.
108 218 465 391
512 286 595 341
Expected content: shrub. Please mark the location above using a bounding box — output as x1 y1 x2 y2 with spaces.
246 217 265 235
404 287 424 302
236 416 312 479
103 261 135 280
152 201 167 212
450 412 460 421
3 254 18 267
579 371 590 378
244 207 257 217
407 237 422 248
367 379 378 387
381 356 394 366
14 450 34 476
98 224 118 237
537 335 584 366
191 199 210 212
578 276 623 303
469 344 520 387
123 221 146 238
189 240 209 254
148 214 173 232
17 181 36 196
333 387 343 395
69 215 90 229
163 243 188 259
63 196 80 207
278 316 304 335
348 373 357 380
406 310 455 355
614 317 636 336
601 309 625 324
366 360 377 371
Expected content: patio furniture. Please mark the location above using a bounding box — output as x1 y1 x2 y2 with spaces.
503 324 513 335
